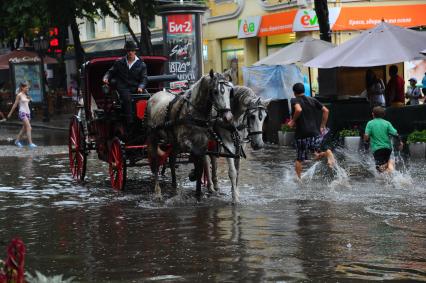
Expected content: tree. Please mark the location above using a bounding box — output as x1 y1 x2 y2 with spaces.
107 0 156 55
314 0 331 42
0 0 49 49
45 0 112 69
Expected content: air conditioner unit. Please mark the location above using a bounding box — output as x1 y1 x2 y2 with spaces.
297 0 308 8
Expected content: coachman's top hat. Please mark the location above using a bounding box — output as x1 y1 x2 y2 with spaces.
124 41 138 51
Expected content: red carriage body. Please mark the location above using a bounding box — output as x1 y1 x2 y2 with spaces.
68 56 173 190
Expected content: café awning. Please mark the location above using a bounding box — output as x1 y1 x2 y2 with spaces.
0 49 57 70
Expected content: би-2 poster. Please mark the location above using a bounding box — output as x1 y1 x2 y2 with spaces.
166 14 197 83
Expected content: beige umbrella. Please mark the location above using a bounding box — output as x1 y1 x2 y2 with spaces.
254 36 334 66
305 22 426 68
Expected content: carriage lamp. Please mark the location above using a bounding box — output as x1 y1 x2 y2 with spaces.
33 36 50 122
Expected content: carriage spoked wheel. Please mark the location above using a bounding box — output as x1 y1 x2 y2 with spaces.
68 116 87 182
108 138 127 191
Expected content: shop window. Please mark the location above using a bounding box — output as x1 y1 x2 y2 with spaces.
98 17 106 31
207 0 240 19
214 0 234 3
221 38 244 84
267 44 290 56
118 22 128 34
86 21 95 40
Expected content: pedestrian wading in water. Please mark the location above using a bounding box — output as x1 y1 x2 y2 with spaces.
364 106 403 173
288 83 335 180
7 81 37 148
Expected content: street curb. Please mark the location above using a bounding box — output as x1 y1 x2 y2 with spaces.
1 121 68 131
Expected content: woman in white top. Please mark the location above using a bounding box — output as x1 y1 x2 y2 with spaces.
7 82 37 148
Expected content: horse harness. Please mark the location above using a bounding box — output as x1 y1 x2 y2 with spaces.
206 103 266 159
206 119 245 159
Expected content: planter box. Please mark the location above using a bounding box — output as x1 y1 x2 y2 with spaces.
278 131 295 146
344 136 360 151
409 142 426 159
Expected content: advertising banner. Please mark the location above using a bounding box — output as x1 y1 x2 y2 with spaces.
257 4 426 36
166 14 197 82
333 5 426 31
10 62 44 103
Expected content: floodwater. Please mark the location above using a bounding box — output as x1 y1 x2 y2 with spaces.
0 126 425 282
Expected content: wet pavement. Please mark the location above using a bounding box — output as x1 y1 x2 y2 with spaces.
0 125 425 282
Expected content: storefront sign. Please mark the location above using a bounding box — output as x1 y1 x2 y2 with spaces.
258 9 297 37
237 16 262 39
293 7 341 31
257 4 426 36
333 5 426 31
166 14 197 82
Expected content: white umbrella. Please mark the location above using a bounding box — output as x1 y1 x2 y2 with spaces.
254 36 334 66
422 49 426 55
305 22 426 68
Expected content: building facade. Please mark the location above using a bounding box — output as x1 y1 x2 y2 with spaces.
203 0 426 90
77 0 426 89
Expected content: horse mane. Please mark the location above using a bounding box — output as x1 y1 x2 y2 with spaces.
189 75 204 98
232 86 259 117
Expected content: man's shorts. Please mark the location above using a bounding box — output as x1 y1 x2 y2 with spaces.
373 148 392 170
295 131 329 162
18 111 31 121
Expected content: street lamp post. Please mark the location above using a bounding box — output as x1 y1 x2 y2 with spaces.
33 36 50 122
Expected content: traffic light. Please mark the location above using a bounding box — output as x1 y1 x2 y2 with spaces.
48 27 62 55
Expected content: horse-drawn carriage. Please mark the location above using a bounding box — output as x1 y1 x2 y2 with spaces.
68 55 181 190
68 55 268 202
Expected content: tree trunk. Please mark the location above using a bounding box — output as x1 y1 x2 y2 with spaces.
110 2 140 47
136 0 153 56
314 0 331 42
70 18 85 72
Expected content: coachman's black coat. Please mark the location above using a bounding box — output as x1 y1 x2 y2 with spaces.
103 57 148 93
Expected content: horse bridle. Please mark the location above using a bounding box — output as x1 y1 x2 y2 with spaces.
211 79 233 115
242 104 267 141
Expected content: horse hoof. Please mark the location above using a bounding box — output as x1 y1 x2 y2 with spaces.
154 194 163 202
207 186 216 194
195 191 202 201
188 169 196 181
232 194 240 204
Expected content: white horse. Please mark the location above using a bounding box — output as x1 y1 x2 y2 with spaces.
145 70 234 200
204 86 269 203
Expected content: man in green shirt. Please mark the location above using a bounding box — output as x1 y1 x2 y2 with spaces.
364 106 403 173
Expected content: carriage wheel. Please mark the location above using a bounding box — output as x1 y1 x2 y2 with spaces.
68 116 87 182
109 138 127 191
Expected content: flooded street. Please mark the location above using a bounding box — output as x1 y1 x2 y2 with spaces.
0 126 425 282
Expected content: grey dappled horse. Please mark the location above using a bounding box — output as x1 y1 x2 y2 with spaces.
205 86 269 203
146 70 233 200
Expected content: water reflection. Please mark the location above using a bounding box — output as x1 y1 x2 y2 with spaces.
0 145 425 282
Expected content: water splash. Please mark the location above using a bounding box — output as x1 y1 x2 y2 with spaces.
329 160 351 189
301 161 321 183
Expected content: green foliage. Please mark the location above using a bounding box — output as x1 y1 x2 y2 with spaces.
407 130 426 144
0 0 112 44
281 124 294 132
339 128 360 137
